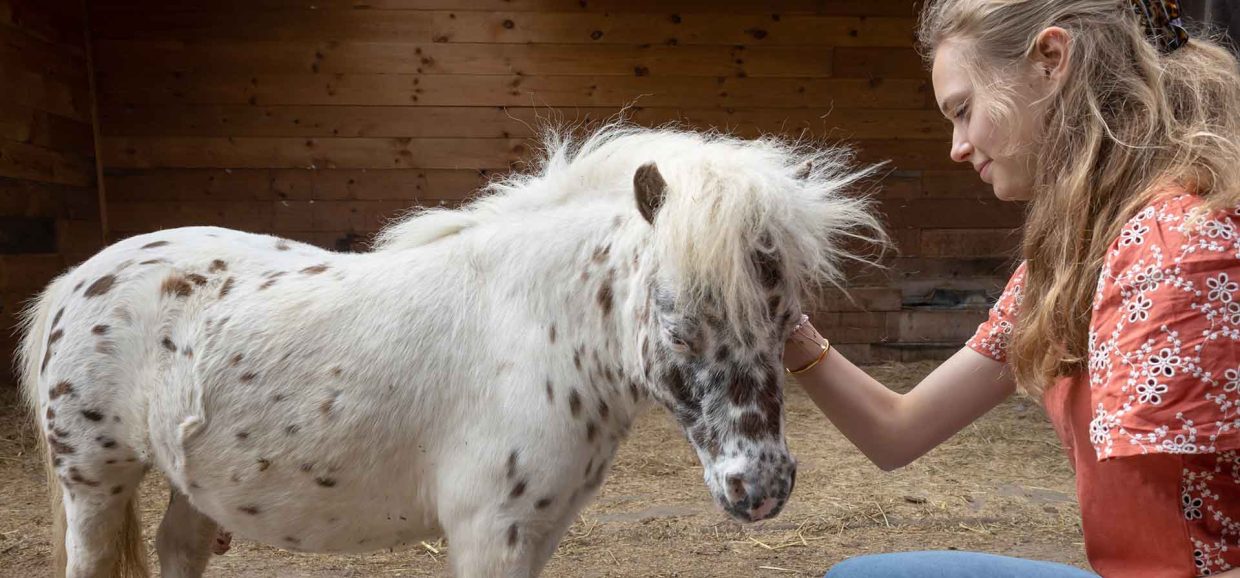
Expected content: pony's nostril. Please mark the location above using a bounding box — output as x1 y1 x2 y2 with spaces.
788 465 797 495
725 474 746 503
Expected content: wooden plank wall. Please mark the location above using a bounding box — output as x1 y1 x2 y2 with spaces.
89 0 1022 363
0 0 101 385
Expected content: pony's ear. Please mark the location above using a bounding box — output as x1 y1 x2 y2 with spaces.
794 159 813 180
634 162 667 225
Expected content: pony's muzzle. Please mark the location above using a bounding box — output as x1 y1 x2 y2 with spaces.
718 462 796 523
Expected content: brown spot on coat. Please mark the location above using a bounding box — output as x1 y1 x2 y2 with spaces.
568 389 582 417
161 337 177 352
506 451 518 479
162 276 193 297
236 431 249 440
315 477 337 487
257 458 271 471
68 467 99 487
276 240 291 251
597 281 614 316
535 497 553 509
52 307 65 327
84 275 117 297
41 350 51 373
111 485 124 495
92 325 109 335
49 438 74 455
209 259 228 273
239 505 261 515
586 421 598 442
49 381 74 400
507 523 518 547
81 409 104 421
320 390 340 416
48 329 63 346
598 399 610 421
230 353 244 366
240 372 258 382
258 278 278 290
186 273 208 286
141 240 170 249
300 264 329 275
739 411 765 439
509 479 526 499
545 380 554 402
548 324 557 343
220 277 236 298
46 407 55 420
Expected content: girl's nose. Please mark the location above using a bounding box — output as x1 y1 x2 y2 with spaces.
950 138 973 164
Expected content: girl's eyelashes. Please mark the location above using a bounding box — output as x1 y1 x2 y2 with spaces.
954 103 970 121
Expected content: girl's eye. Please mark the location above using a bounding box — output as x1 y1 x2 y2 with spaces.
954 104 970 121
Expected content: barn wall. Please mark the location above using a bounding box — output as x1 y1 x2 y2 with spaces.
0 0 101 385
88 0 1022 363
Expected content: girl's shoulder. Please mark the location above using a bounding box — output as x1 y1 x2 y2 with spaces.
1088 186 1240 460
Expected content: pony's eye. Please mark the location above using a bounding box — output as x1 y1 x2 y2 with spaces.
668 335 691 354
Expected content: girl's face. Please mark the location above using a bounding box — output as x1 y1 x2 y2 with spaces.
932 39 1055 202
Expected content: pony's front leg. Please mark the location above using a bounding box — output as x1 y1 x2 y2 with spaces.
444 513 532 578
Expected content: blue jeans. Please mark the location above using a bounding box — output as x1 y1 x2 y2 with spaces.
826 551 1099 578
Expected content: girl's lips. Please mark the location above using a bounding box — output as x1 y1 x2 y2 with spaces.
978 160 993 183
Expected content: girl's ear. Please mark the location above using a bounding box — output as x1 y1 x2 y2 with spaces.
1032 26 1072 85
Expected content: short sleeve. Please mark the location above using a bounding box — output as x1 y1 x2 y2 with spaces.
1088 194 1240 460
966 262 1026 364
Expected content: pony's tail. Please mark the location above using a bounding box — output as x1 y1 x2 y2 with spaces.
16 273 149 578
17 273 70 575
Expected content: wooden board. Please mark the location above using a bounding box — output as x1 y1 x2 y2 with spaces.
99 104 949 141
101 136 528 169
98 73 931 109
92 10 916 48
104 168 489 202
95 40 839 77
99 135 958 171
90 0 922 17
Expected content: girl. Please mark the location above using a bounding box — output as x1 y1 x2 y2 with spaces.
785 1 1240 576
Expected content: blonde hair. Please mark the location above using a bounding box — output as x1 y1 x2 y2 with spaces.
918 0 1240 394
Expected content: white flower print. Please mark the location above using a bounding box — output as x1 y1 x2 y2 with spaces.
1207 273 1239 303
1127 294 1153 323
1089 406 1113 448
1225 368 1240 393
1147 348 1181 378
1138 377 1169 405
1184 492 1205 520
1121 222 1150 246
1227 302 1240 326
1202 218 1236 240
1133 266 1164 292
1161 433 1199 453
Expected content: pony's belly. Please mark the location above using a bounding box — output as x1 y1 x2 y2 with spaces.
170 419 441 554
187 472 441 554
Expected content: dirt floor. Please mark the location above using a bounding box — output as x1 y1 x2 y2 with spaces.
0 361 1086 577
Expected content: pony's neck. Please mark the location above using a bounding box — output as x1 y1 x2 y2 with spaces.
462 200 658 417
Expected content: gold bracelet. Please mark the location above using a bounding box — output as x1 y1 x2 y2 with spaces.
786 338 830 375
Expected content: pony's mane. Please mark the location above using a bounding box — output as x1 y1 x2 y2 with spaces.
373 122 887 325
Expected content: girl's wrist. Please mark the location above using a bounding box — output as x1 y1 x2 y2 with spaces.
783 315 829 371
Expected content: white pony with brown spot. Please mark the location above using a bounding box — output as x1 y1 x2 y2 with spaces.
18 124 884 577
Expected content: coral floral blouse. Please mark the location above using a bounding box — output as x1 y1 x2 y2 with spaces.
967 191 1240 577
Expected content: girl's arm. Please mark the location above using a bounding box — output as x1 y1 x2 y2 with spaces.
785 321 1015 471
